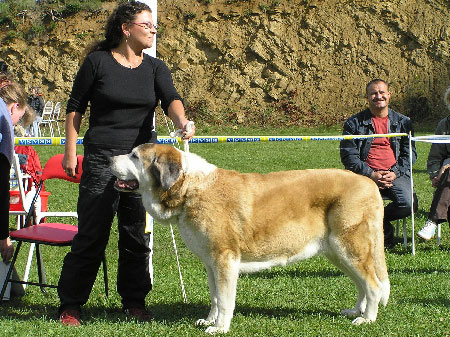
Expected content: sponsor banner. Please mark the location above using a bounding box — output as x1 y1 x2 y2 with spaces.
157 138 178 144
15 137 84 146
15 133 416 146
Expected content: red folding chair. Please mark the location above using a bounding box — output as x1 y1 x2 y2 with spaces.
1 154 108 299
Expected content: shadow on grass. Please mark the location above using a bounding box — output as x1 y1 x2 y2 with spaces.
413 169 429 174
389 266 450 274
396 296 450 308
386 235 448 255
0 298 340 325
414 209 431 219
0 300 59 320
149 302 339 324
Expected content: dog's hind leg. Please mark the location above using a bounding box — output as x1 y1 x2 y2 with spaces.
350 270 381 325
326 236 382 324
204 254 240 335
196 264 218 327
325 251 367 317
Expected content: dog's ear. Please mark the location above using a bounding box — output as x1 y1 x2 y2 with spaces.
150 158 182 191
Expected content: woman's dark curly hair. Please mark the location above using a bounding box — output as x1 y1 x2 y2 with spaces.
87 1 151 54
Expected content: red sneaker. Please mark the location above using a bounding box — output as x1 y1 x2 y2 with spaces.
60 309 81 326
123 307 152 322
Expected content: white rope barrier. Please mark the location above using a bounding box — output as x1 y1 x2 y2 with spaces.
411 135 450 143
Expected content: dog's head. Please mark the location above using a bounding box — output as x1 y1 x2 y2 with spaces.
111 143 183 193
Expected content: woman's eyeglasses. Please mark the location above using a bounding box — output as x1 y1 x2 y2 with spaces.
131 22 158 31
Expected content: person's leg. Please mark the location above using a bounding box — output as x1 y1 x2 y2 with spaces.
380 174 418 246
32 117 42 137
383 174 418 222
419 164 450 239
0 155 11 239
431 187 450 221
58 146 119 315
116 190 152 312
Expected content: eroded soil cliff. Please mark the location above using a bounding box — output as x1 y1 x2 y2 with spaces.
1 0 449 127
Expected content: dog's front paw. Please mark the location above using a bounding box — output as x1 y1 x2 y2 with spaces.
351 317 373 325
205 326 228 335
340 308 361 318
195 318 215 327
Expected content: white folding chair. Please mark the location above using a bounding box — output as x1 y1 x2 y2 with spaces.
8 154 43 290
51 102 61 137
38 101 54 137
2 154 108 299
9 154 30 227
395 218 408 248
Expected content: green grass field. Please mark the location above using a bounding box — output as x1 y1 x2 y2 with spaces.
1 128 449 336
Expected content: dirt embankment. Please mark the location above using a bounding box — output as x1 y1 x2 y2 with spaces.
1 0 449 127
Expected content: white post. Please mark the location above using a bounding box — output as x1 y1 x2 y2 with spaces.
139 0 157 58
138 0 157 283
137 1 187 302
409 132 415 255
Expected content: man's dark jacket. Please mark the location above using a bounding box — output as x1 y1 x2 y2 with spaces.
340 108 417 179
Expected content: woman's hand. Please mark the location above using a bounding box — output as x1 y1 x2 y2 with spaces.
63 111 82 177
168 100 196 140
62 152 78 177
0 238 14 262
182 121 195 140
432 164 450 188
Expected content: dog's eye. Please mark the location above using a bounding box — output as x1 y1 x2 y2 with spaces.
131 152 138 160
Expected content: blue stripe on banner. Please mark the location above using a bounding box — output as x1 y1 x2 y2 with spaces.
268 137 304 142
15 133 412 146
157 138 178 144
227 137 262 142
190 137 219 143
17 138 54 145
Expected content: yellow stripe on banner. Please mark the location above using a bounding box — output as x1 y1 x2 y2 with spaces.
15 133 409 146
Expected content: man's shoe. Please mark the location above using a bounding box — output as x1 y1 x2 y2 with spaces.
60 309 81 326
123 307 152 322
418 220 437 240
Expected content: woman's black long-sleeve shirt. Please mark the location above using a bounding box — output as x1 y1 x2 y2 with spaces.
66 50 182 150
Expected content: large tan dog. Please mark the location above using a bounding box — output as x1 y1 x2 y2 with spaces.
110 143 390 334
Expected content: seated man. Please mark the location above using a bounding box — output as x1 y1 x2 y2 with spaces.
340 78 418 248
418 86 450 240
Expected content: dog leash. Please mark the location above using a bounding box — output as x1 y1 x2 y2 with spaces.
169 120 195 152
165 117 195 304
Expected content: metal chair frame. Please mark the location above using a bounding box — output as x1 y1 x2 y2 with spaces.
38 101 54 137
51 102 62 137
1 154 108 300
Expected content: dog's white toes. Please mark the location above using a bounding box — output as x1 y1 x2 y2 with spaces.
351 317 372 325
205 326 228 335
341 308 360 318
195 319 215 327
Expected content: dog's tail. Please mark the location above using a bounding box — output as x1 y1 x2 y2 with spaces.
379 278 390 307
375 236 390 306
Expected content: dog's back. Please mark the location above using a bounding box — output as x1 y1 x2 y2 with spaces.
184 167 384 264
